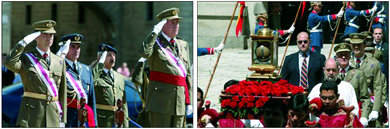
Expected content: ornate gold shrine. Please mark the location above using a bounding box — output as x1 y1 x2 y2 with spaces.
247 23 279 80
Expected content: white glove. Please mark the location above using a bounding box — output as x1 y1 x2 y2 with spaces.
287 25 295 34
378 18 384 24
370 5 378 13
138 57 147 63
336 8 344 18
56 39 71 57
360 117 368 127
368 111 379 121
152 19 167 34
99 51 107 64
18 32 41 47
60 122 65 127
186 105 193 116
213 39 225 53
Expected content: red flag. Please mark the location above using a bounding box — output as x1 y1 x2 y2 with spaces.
236 1 245 37
301 2 306 21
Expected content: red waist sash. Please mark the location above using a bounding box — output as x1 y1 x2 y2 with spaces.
149 71 190 104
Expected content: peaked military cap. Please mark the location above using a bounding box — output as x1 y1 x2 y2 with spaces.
61 33 84 44
349 33 365 44
360 31 372 39
156 8 182 21
365 46 375 51
334 43 352 53
32 20 56 34
310 1 323 6
98 43 118 54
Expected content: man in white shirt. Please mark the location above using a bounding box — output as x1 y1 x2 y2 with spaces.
307 58 359 117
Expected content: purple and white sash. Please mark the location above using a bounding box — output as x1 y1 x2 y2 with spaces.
156 38 187 77
66 71 87 102
25 53 63 115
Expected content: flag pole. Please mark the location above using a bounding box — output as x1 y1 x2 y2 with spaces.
368 2 377 32
328 3 346 59
278 2 303 75
202 2 239 103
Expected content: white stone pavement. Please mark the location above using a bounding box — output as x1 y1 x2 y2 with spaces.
197 44 336 111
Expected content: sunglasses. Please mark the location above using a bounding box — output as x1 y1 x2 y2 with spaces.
320 95 336 100
297 40 309 44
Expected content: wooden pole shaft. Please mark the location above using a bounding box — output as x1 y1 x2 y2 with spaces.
202 2 239 102
278 2 303 75
328 3 346 59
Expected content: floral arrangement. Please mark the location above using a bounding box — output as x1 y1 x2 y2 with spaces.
220 79 305 118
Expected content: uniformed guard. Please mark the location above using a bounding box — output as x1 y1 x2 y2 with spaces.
371 2 387 30
139 8 192 127
56 33 98 127
92 44 129 127
307 1 344 53
253 2 295 38
334 43 370 127
341 1 377 39
5 20 67 127
349 33 386 127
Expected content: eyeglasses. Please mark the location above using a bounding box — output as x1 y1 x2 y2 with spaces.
320 95 336 100
297 40 309 44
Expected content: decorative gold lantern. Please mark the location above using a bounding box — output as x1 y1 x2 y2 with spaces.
247 23 279 80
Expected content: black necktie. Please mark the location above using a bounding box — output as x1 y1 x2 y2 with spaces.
108 71 114 82
73 63 78 74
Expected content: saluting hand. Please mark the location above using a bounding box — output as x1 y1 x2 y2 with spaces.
152 19 167 34
56 39 71 58
18 31 41 47
99 51 108 64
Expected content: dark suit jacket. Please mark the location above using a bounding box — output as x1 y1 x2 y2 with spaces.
281 51 326 92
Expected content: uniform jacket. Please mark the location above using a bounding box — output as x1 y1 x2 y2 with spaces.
5 44 67 127
342 7 370 38
140 32 192 116
350 54 386 112
281 51 325 92
65 61 97 127
307 10 336 48
92 63 128 127
341 67 370 118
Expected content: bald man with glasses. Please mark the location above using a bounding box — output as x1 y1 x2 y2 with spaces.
281 31 326 92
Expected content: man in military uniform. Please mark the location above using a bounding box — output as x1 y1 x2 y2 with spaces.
139 8 192 127
333 43 370 127
132 57 150 127
5 20 67 127
253 2 295 38
341 1 377 39
349 33 386 127
307 1 343 53
92 44 129 127
57 34 97 127
372 2 387 30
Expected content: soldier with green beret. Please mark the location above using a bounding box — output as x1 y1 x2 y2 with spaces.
5 20 67 127
349 33 386 127
139 7 192 127
334 42 370 126
92 44 129 127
